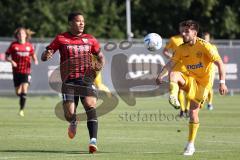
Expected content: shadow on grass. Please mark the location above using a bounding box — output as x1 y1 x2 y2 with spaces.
0 149 179 155
0 149 95 155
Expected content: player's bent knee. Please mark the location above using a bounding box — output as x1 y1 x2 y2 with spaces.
169 71 181 82
63 110 76 122
189 108 199 123
83 97 97 107
63 101 76 122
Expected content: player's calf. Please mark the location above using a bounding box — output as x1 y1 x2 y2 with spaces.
85 107 98 153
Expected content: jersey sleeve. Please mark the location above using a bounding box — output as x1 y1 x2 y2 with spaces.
29 43 35 56
171 47 181 62
46 35 60 54
164 38 173 49
5 42 14 56
204 43 221 62
91 36 101 56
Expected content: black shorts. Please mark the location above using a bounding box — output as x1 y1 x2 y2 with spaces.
13 73 31 87
62 78 98 104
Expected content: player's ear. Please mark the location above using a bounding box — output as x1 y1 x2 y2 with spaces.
194 30 197 36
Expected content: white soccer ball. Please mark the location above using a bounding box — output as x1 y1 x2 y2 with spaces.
144 33 162 51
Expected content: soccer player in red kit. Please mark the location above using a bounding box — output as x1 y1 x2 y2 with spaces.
5 27 38 117
41 11 105 153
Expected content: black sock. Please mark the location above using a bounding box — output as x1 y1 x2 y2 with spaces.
86 107 98 139
70 113 77 125
19 93 27 110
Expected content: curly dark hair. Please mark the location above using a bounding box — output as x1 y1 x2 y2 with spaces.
179 20 199 32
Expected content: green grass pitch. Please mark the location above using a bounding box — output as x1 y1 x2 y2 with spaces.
0 94 240 160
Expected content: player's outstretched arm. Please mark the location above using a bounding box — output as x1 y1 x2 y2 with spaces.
214 59 228 95
41 50 53 61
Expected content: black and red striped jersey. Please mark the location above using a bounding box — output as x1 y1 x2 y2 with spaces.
6 41 34 74
46 32 101 81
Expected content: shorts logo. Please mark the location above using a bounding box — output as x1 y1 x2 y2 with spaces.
187 62 203 69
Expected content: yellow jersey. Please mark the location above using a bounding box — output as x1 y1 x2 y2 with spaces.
165 35 184 52
172 38 221 89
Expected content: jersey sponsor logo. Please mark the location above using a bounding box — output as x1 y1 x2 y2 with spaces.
66 44 90 52
16 51 30 56
186 62 203 70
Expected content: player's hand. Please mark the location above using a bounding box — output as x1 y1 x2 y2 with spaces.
11 61 17 67
41 50 53 61
219 83 228 95
93 61 103 71
34 60 39 65
156 75 164 85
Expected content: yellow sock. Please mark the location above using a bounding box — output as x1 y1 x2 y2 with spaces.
169 82 179 97
188 122 199 143
178 90 185 111
186 98 190 110
208 89 213 104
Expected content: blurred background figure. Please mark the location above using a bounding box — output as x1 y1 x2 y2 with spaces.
5 27 38 117
202 32 218 110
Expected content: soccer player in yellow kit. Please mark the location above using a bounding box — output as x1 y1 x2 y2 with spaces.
94 72 111 97
156 20 228 156
163 34 190 117
92 55 111 97
202 32 217 110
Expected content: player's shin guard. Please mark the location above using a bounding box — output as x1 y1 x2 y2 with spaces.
186 99 190 111
188 122 199 143
178 90 185 111
170 82 179 97
19 93 27 110
86 107 98 139
208 89 213 104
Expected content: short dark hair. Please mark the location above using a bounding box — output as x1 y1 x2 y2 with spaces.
68 11 83 22
179 20 199 32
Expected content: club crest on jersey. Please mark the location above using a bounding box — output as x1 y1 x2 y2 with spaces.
26 46 31 51
82 38 88 43
196 51 202 58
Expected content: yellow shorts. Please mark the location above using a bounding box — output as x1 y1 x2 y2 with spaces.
181 74 210 105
